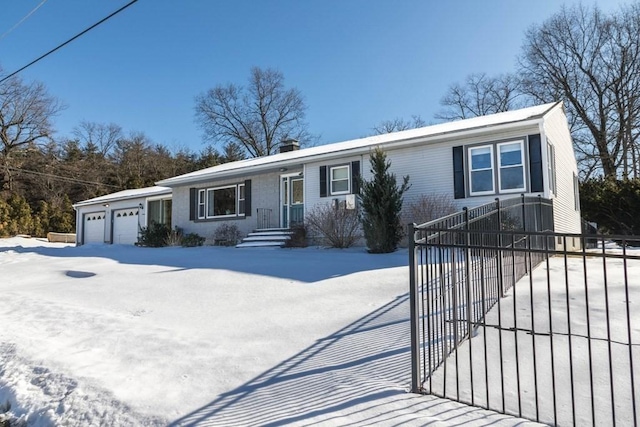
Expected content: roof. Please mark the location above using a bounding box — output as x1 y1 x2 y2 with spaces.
73 186 171 208
156 102 560 187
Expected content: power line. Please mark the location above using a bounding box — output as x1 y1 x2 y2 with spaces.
7 166 120 188
0 0 139 84
0 0 49 43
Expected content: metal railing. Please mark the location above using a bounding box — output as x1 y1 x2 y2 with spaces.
257 208 273 229
409 196 640 426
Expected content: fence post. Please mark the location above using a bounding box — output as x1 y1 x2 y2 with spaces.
497 198 505 297
408 222 422 393
521 194 528 275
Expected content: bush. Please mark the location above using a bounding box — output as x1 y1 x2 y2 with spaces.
402 193 458 226
213 224 242 246
165 227 184 246
359 147 410 253
181 232 205 247
284 223 308 248
305 202 360 248
137 222 171 247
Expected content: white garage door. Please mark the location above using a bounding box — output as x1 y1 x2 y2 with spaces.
112 208 140 245
83 212 105 244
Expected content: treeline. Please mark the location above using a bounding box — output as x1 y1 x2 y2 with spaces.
0 122 244 238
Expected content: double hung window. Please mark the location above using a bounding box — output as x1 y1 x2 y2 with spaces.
330 165 350 195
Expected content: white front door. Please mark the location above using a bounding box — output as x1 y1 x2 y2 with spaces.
112 208 140 244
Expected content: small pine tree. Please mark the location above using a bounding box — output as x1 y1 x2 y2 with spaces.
7 194 34 236
359 147 410 253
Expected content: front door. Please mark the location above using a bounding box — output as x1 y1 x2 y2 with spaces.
281 174 304 228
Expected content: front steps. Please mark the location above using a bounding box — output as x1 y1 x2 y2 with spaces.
236 228 293 248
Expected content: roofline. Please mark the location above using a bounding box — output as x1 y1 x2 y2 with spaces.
157 103 560 187
72 188 172 208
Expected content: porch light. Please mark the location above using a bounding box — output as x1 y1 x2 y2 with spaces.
279 167 288 172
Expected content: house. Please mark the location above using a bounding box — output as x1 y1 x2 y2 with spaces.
74 101 581 247
73 186 171 245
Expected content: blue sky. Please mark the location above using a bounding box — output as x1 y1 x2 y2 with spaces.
0 0 629 154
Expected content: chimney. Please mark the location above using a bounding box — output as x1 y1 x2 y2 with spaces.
279 139 300 153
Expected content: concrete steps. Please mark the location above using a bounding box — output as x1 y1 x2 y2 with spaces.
236 229 293 248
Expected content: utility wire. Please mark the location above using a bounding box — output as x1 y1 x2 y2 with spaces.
0 0 49 42
7 166 120 188
0 0 139 84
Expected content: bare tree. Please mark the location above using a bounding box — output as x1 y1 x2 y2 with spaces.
73 121 123 157
435 73 524 121
0 70 63 191
519 3 640 179
195 67 311 158
372 115 426 135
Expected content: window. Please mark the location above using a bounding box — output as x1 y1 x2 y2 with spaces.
547 143 556 194
330 165 350 195
238 184 245 216
497 141 525 192
469 146 494 195
198 189 205 219
148 199 172 225
198 185 240 219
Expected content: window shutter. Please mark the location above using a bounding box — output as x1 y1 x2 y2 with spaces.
351 161 360 194
320 166 327 197
244 179 252 216
453 146 465 199
528 134 543 193
189 188 196 220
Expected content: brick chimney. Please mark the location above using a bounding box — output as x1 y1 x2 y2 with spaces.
279 139 300 153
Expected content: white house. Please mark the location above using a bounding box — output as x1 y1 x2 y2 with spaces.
74 102 581 247
73 186 172 245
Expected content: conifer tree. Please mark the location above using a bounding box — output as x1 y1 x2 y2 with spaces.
359 147 410 253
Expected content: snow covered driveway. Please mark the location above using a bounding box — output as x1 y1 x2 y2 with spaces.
0 237 537 426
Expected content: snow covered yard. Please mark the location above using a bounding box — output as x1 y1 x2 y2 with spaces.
427 246 640 426
0 237 538 426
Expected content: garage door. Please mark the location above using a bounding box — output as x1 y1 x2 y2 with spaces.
83 212 105 244
112 208 140 245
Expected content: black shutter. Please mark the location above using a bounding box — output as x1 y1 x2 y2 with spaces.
244 179 252 216
189 188 196 220
528 134 543 193
453 146 465 199
351 161 360 194
320 165 327 197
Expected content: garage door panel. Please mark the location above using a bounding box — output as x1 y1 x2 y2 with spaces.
113 208 140 245
83 212 105 244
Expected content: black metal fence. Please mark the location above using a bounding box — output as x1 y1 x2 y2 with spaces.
257 208 273 229
409 196 640 426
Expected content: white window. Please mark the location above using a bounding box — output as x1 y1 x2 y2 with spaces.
330 165 350 195
197 189 206 219
497 141 525 193
469 145 494 195
238 184 245 216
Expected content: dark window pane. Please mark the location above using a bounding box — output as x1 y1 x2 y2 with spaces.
471 147 492 169
500 166 524 190
471 170 493 193
214 187 236 216
500 144 522 166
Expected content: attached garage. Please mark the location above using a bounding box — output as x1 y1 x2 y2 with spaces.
83 212 105 244
73 186 172 246
112 208 140 245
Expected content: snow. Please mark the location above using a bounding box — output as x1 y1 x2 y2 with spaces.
0 237 540 426
425 246 640 426
72 186 171 208
157 103 558 187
